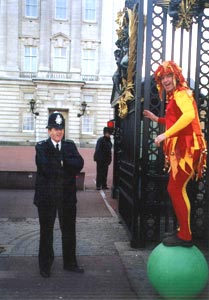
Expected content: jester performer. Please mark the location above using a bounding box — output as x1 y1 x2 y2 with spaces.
144 61 207 247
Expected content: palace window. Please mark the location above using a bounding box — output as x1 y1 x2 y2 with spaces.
52 47 67 72
82 49 96 75
25 0 38 17
82 114 94 134
24 46 37 72
83 95 94 103
55 0 67 20
22 113 34 132
84 0 96 22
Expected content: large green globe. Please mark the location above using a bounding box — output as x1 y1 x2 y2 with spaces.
147 243 208 298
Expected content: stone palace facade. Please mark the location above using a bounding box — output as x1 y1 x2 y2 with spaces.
0 0 123 146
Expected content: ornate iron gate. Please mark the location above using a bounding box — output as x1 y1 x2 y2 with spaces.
111 0 209 248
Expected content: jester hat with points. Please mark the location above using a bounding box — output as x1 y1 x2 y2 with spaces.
154 61 188 99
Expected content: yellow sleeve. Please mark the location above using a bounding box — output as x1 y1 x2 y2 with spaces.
164 90 195 138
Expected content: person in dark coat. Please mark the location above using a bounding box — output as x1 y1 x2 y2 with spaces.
94 127 112 190
34 111 84 278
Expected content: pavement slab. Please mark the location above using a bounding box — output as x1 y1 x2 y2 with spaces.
0 256 138 300
0 217 128 257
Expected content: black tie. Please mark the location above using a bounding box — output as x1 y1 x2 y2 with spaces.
56 143 63 167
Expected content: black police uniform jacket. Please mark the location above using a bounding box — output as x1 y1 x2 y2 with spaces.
34 138 84 207
94 136 112 165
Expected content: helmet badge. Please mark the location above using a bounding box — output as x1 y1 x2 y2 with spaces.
55 114 62 125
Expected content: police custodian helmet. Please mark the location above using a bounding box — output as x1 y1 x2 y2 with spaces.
46 111 65 129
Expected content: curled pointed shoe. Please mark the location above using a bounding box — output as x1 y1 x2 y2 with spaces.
163 229 178 238
163 234 193 248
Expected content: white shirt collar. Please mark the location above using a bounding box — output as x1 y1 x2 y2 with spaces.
51 139 61 150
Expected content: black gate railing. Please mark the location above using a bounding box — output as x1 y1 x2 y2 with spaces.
111 0 209 249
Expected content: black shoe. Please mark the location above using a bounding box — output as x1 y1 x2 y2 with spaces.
64 264 84 274
163 234 193 248
102 186 109 190
40 269 50 278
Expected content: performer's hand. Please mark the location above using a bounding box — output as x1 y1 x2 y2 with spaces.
154 133 166 147
143 110 158 122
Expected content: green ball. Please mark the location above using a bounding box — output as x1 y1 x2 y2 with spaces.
147 243 208 298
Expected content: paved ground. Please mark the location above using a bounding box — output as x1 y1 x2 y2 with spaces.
0 188 153 300
0 146 208 300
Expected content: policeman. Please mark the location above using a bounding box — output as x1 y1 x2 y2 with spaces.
94 127 112 190
34 111 84 277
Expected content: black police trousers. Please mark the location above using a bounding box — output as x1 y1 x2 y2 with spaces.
38 201 76 272
96 161 109 188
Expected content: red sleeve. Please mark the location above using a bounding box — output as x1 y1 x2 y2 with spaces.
158 117 165 125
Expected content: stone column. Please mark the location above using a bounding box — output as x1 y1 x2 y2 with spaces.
99 0 124 81
38 0 50 72
70 0 82 80
6 0 19 73
99 0 114 80
0 0 7 72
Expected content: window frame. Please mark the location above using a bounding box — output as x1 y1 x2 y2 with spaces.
83 94 94 103
52 47 68 72
82 49 96 75
22 112 35 132
81 114 94 135
24 46 38 72
55 0 67 20
25 0 38 18
83 0 96 22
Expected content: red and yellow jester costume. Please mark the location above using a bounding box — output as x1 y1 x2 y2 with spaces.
154 61 207 245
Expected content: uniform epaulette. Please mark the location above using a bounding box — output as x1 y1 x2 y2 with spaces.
37 139 47 145
64 139 74 144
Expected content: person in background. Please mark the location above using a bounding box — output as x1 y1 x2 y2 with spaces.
34 111 84 278
94 127 112 190
143 61 207 247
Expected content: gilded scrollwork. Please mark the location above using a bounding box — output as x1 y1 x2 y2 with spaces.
156 0 207 31
171 0 201 31
113 5 138 119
